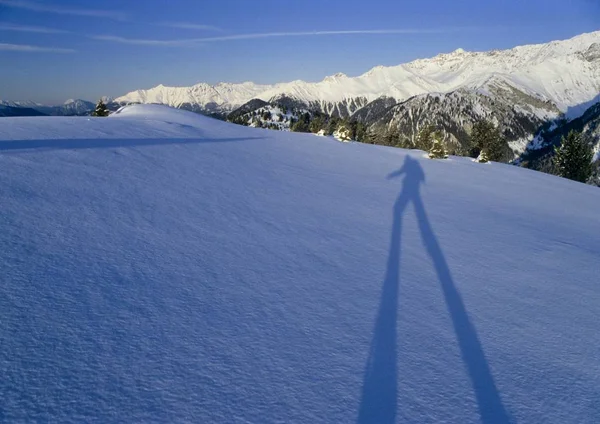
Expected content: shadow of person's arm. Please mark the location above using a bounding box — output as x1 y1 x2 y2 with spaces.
386 167 405 180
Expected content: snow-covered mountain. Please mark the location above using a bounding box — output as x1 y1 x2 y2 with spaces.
114 82 270 116
0 104 47 117
360 76 562 154
40 99 95 116
115 31 600 118
0 100 46 109
1 105 600 422
0 99 95 116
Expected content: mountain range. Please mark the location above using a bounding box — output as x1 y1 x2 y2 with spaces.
0 99 95 116
115 31 600 118
3 31 600 159
111 31 600 156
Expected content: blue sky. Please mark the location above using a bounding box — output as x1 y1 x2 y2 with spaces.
0 0 599 104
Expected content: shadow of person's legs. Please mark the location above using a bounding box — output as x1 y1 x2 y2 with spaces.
358 195 409 424
412 195 511 424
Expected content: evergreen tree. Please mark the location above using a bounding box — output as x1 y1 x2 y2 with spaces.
416 124 435 151
384 126 400 147
261 110 272 121
354 122 367 143
366 127 381 144
92 99 109 117
396 136 413 149
428 131 448 159
471 120 507 162
477 149 490 163
325 116 340 135
290 112 310 133
309 115 326 133
589 162 600 187
553 130 594 183
334 126 352 142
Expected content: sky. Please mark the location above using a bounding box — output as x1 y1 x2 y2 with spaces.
0 0 599 104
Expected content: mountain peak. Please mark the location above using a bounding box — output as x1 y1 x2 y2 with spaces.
323 72 348 82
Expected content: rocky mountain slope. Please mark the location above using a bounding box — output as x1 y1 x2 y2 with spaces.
519 98 600 173
364 76 562 154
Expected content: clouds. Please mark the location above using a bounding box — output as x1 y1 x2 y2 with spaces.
0 0 126 20
91 35 181 47
0 42 75 52
1 1 463 52
0 1 480 56
160 22 222 32
90 28 462 47
0 22 68 34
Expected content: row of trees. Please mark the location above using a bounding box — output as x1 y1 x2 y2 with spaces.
231 105 597 184
420 124 596 184
362 120 509 163
286 112 509 163
410 122 595 184
351 120 596 183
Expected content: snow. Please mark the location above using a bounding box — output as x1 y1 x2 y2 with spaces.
115 31 600 118
1 105 600 423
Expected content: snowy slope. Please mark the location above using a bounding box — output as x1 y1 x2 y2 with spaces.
1 105 600 423
115 31 600 117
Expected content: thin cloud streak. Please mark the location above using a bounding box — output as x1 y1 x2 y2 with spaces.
0 0 126 20
92 28 470 46
161 22 222 32
0 42 75 53
0 22 68 33
92 35 181 46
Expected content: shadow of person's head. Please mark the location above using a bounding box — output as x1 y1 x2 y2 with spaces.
387 155 426 190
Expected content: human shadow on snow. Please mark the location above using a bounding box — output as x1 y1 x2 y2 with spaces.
0 137 263 153
358 155 511 424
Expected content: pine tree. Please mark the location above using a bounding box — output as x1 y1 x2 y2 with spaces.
416 124 435 151
471 120 507 162
334 125 352 142
477 149 490 163
354 122 367 142
91 99 109 117
366 127 381 144
589 162 600 187
384 126 400 147
325 116 340 135
428 132 448 159
553 130 593 183
291 112 311 133
309 115 326 133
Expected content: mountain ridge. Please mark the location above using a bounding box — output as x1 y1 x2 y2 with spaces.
0 99 95 117
114 30 600 118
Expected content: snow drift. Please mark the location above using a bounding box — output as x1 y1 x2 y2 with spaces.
1 105 599 423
